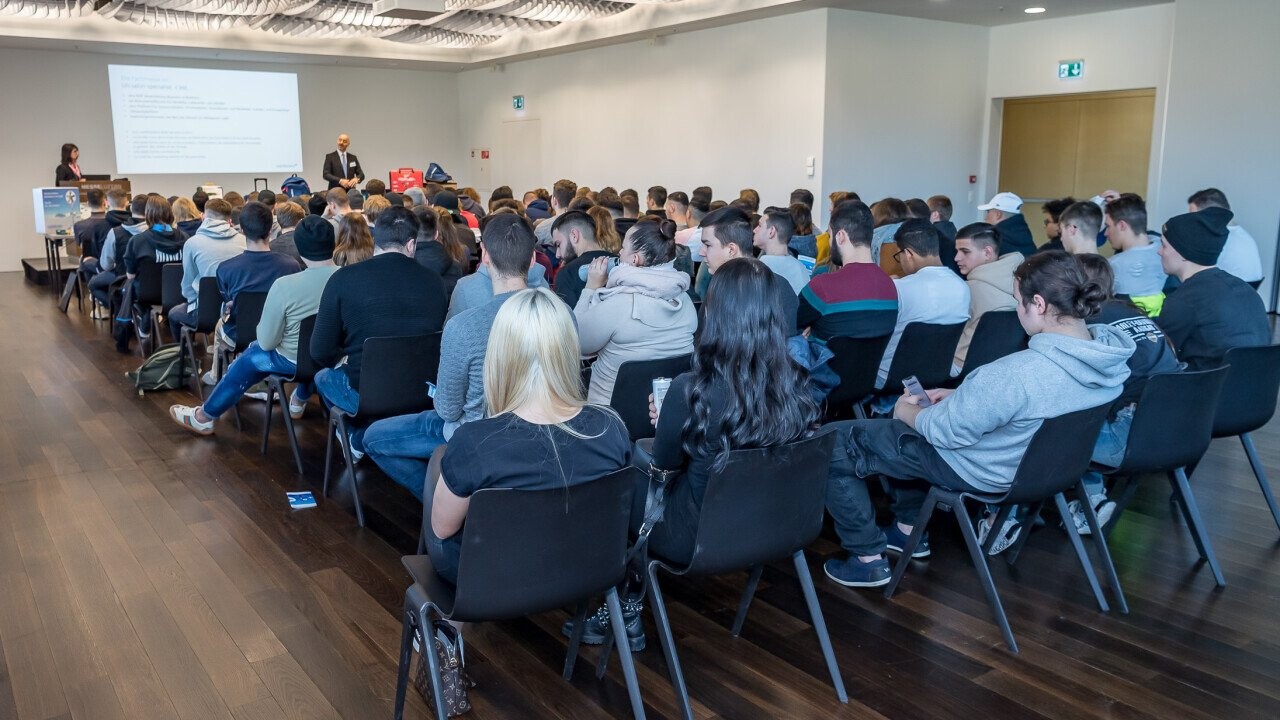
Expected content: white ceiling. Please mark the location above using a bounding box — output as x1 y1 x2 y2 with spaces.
826 0 1170 27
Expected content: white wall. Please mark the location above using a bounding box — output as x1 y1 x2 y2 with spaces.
1155 0 1280 306
981 3 1175 219
0 47 460 271
822 9 988 224
455 10 829 212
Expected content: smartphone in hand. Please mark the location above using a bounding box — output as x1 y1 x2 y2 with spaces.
903 375 932 407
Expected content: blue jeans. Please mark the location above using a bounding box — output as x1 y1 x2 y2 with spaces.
825 419 980 557
1081 405 1135 497
363 410 448 499
315 366 360 416
203 342 312 418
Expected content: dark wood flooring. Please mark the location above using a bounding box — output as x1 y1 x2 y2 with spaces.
2 272 1279 720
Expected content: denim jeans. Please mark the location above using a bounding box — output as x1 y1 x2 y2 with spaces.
363 410 448 499
88 269 117 306
418 452 460 583
203 341 312 418
168 302 198 344
826 419 980 557
1081 404 1136 497
315 366 360 416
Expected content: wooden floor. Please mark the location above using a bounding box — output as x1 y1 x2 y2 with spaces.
2 272 1279 720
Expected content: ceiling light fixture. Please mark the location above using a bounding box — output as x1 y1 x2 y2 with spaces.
1024 7 1046 13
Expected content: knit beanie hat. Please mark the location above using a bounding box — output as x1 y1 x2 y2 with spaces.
433 191 460 211
1162 206 1233 266
294 215 336 261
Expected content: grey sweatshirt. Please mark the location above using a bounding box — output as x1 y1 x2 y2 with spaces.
99 221 147 272
180 220 246 309
916 324 1135 493
435 291 517 440
446 264 548 321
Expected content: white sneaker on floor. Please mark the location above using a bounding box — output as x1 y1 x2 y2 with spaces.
202 370 218 386
978 515 1023 556
1067 494 1116 536
288 392 307 420
244 391 269 402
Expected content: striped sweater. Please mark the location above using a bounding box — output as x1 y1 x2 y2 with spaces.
797 262 898 343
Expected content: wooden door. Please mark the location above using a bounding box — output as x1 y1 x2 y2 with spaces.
998 89 1155 250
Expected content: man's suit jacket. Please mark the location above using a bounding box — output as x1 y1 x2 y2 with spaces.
323 151 365 189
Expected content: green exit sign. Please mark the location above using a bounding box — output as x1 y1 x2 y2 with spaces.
512 95 525 110
1058 59 1084 79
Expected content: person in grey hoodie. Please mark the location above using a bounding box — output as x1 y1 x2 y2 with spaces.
822 250 1135 589
90 194 149 311
168 197 246 342
576 219 697 404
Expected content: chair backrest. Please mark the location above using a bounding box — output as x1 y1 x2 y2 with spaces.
292 315 321 383
355 333 442 420
194 276 222 332
131 257 168 306
1002 404 1112 504
451 467 637 621
230 292 269 353
609 354 693 440
883 321 967 390
826 334 892 407
1213 344 1280 438
161 263 185 314
1119 367 1229 473
959 311 1027 380
681 433 837 576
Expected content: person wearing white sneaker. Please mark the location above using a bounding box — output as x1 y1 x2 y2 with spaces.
170 217 339 436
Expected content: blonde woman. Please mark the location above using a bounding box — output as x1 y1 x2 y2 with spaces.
173 196 203 237
362 194 392 226
334 211 374 266
425 287 631 583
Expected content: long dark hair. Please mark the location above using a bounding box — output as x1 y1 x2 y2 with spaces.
61 143 78 164
1013 250 1107 320
683 258 819 472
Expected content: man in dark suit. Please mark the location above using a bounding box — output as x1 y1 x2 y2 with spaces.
323 134 365 190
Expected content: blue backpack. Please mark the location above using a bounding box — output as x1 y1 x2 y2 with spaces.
280 175 310 197
425 162 452 183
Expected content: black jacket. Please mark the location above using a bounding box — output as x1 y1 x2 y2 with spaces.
933 221 959 273
73 213 109 259
124 226 186 276
414 240 467 298
323 150 365 189
55 163 81 184
996 213 1037 257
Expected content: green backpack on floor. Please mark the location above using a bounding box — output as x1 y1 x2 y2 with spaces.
126 344 188 395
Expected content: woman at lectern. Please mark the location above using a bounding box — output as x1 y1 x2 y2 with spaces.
55 143 82 184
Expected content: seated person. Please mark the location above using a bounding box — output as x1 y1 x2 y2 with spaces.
168 216 340 435
334 211 374 267
72 189 110 265
1104 194 1166 315
978 192 1036 257
412 206 469 298
1156 207 1270 370
124 196 188 276
212 202 301 361
1187 188 1263 284
700 206 798 332
271 201 307 264
424 287 631 583
363 213 534 495
569 257 819 650
753 206 811 294
311 206 447 422
168 198 245 343
173 197 204 238
952 222 1023 374
876 220 969 389
798 200 897 343
927 195 959 272
1071 254 1183 533
575 219 697 404
552 210 616 307
446 216 549 320
822 251 1134 588
91 194 148 315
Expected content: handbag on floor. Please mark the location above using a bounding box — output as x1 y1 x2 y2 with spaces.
412 621 473 716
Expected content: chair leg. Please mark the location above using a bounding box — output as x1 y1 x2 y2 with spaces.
260 380 277 455
563 599 590 681
884 488 940 598
417 608 449 720
646 565 693 720
1052 493 1110 613
606 588 648 720
792 550 848 703
1170 467 1225 588
1168 471 1209 561
1076 480 1128 615
394 598 417 720
323 415 337 497
953 498 1019 653
1241 433 1280 533
279 383 305 477
335 415 366 528
1005 501 1042 566
982 505 1015 556
731 566 764 637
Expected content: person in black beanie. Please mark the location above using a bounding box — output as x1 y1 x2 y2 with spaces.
432 190 469 227
1156 206 1269 370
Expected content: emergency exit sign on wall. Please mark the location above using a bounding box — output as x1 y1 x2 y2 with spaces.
512 95 525 110
1058 59 1084 79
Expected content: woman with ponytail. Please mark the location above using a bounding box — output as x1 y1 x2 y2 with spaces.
823 250 1136 588
575 218 698 403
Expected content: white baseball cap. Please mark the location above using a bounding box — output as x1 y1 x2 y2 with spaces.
977 192 1023 214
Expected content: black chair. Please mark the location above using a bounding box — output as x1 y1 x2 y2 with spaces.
393 469 646 720
213 292 269 431
323 333 442 527
161 263 185 318
128 258 176 356
180 277 224 399
260 315 321 476
624 433 847 720
825 334 892 419
1207 345 1280 534
957 311 1027 381
881 321 967 393
884 404 1114 653
1101 367 1230 588
608 354 692 441
1247 277 1264 291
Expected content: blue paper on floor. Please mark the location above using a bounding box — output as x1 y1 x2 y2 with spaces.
287 491 317 510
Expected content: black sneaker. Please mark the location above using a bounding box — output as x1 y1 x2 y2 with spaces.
561 599 645 652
